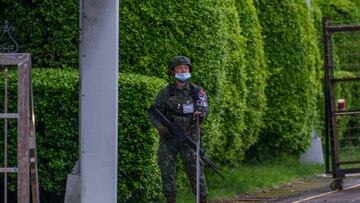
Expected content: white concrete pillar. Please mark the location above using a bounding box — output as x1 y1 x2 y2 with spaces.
79 0 119 202
305 0 311 16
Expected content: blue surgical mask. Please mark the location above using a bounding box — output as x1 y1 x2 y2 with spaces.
175 73 191 81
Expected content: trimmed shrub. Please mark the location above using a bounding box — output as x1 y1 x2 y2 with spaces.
0 69 168 202
32 69 79 196
0 68 79 202
204 0 248 164
252 0 322 158
294 1 323 134
315 0 360 23
235 0 268 151
118 73 166 202
0 0 267 165
0 1 79 68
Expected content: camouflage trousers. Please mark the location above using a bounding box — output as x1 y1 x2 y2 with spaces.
157 135 208 199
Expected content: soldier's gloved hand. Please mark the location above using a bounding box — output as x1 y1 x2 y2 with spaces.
193 111 204 119
156 125 171 139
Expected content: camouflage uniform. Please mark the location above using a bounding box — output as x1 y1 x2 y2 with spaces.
148 81 209 201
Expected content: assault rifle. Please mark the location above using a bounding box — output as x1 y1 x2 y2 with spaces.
149 106 225 180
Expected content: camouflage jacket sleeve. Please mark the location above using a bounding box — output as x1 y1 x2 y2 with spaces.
147 87 168 128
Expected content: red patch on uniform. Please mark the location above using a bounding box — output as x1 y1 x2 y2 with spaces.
199 89 206 95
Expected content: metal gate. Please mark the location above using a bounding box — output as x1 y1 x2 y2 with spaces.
323 17 360 190
0 53 40 202
0 21 39 202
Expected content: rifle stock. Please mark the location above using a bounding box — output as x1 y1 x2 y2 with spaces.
149 106 225 180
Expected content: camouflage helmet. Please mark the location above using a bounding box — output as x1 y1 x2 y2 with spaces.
168 55 192 75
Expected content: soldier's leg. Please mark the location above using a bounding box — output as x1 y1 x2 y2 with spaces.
179 141 208 200
158 139 177 202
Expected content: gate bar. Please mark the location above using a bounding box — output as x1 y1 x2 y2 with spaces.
334 111 360 116
327 25 360 33
332 78 360 82
323 17 333 174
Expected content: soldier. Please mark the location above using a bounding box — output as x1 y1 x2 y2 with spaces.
148 56 209 203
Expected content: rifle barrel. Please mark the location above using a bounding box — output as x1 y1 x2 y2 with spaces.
202 156 225 180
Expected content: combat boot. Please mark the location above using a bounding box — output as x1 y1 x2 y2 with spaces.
200 195 207 203
165 194 176 203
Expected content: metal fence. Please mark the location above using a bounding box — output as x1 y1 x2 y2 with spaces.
323 17 360 190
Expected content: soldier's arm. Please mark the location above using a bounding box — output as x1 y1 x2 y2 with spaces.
193 86 209 120
147 88 170 136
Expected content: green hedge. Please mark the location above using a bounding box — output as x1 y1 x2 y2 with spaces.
315 0 360 23
0 1 79 68
0 68 79 202
32 69 79 196
118 73 166 202
204 1 248 164
2 0 261 162
252 0 322 158
0 70 169 202
235 0 268 152
120 0 268 164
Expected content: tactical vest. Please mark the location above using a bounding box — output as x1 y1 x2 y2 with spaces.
164 83 207 132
